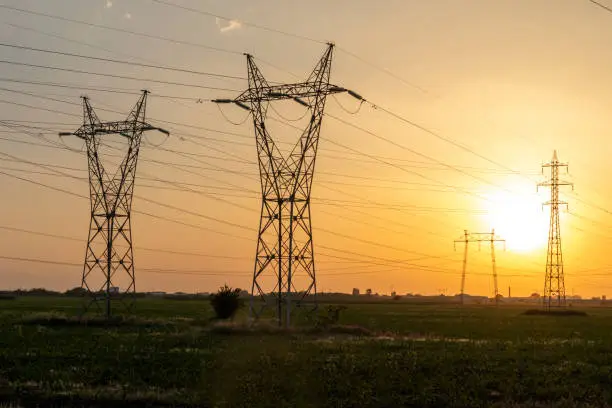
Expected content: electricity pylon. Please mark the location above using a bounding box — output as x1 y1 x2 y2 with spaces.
213 44 361 327
538 150 573 309
59 91 169 318
454 229 505 305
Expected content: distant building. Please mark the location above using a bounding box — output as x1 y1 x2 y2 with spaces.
366 288 372 296
109 287 119 295
352 288 360 296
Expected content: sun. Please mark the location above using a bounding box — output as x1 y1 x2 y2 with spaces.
483 189 549 253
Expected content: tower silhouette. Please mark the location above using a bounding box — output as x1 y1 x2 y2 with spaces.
213 44 359 326
60 91 169 317
538 150 573 309
454 229 505 305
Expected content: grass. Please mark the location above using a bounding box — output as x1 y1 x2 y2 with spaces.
1 297 612 407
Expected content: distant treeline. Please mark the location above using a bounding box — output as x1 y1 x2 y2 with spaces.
0 288 558 305
0 288 469 305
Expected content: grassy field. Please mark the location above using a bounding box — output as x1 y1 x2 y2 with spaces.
1 297 612 407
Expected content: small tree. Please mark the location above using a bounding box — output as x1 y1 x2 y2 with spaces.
65 287 88 297
210 285 243 320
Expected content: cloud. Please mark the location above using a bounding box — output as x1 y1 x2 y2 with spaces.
105 0 112 8
215 17 242 33
124 12 132 19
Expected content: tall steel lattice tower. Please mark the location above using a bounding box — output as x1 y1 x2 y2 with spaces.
214 44 355 327
538 150 573 309
60 91 169 317
454 229 505 305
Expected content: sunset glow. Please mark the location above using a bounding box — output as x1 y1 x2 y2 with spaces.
483 189 550 253
0 0 609 299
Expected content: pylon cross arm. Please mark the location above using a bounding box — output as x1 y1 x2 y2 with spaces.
86 121 167 137
60 122 169 140
232 82 346 104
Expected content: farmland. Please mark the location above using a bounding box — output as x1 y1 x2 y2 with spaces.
1 297 612 407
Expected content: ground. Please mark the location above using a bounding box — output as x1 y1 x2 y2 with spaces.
1 296 612 407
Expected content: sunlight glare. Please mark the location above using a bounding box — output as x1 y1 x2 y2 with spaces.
483 189 549 253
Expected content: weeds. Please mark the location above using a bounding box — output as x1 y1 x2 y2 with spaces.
2 297 612 407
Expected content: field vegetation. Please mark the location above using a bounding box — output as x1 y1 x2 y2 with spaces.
1 296 612 407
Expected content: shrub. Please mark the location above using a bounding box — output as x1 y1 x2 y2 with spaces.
210 285 243 320
311 305 348 329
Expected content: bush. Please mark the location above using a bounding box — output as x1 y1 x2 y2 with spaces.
210 285 243 320
64 287 88 297
311 305 348 329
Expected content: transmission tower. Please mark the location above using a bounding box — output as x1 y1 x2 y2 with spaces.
59 91 169 318
214 44 361 327
454 229 505 305
537 150 573 309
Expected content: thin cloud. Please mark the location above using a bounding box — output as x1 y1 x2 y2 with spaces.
105 0 112 8
124 12 132 19
215 17 242 33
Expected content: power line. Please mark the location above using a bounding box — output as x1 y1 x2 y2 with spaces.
587 0 612 13
0 4 242 55
0 113 504 194
0 168 471 274
335 46 427 94
367 102 533 180
150 0 325 44
322 115 491 203
0 224 250 260
0 98 80 118
0 42 245 81
0 160 492 216
0 149 588 280
0 113 494 247
8 91 608 262
150 0 426 93
0 59 239 91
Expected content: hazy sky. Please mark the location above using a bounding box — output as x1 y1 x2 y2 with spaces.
1 0 611 297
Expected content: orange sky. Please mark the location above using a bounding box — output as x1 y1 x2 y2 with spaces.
0 0 611 297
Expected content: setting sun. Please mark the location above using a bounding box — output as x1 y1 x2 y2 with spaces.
483 189 549 253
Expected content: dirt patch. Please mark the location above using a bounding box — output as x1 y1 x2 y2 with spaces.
523 309 588 317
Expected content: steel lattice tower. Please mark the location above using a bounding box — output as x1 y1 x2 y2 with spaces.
454 229 505 305
214 44 354 327
538 150 573 309
60 91 168 317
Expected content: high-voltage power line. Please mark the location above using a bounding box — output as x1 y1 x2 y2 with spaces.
59 91 169 318
214 43 363 327
538 150 573 309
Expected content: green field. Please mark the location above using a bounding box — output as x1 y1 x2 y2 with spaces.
1 297 612 407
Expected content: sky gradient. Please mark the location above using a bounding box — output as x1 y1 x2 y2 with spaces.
0 0 611 297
